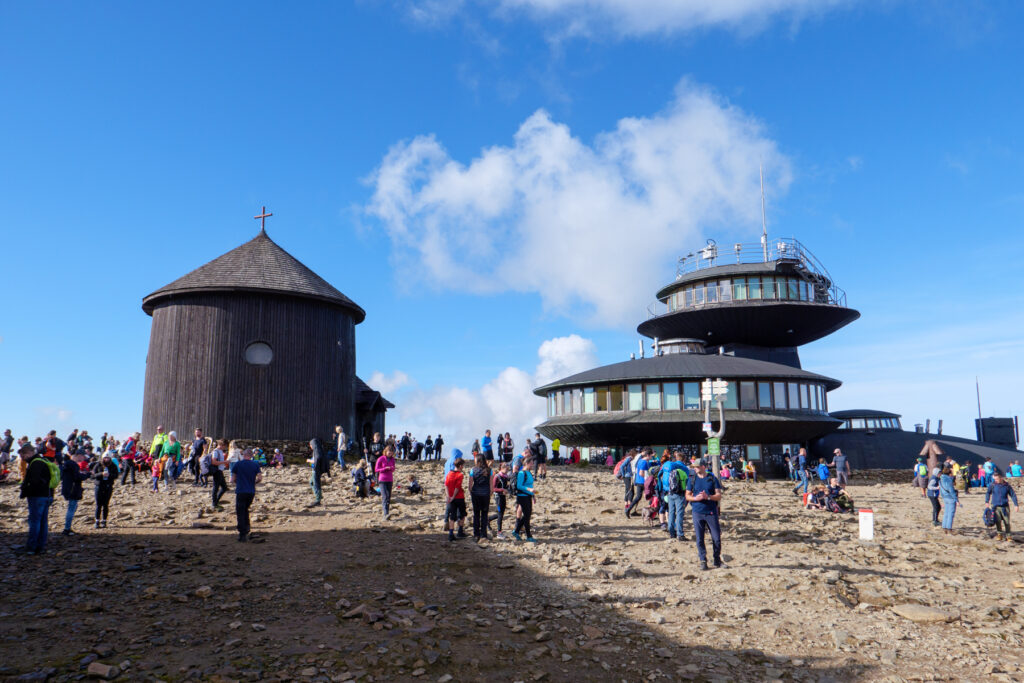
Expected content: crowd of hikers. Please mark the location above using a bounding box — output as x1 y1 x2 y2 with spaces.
912 455 1021 538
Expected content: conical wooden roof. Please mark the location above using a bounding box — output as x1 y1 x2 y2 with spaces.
142 230 365 322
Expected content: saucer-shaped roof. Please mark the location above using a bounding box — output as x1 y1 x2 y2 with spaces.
142 230 365 321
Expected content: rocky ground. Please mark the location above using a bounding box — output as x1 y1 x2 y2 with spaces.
0 462 1022 683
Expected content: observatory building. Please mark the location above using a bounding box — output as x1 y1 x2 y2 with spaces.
141 219 390 445
533 237 859 474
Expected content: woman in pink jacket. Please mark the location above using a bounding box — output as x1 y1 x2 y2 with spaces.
375 444 397 520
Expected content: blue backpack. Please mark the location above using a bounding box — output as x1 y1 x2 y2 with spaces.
983 507 996 527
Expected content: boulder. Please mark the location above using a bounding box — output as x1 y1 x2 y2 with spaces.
891 604 957 623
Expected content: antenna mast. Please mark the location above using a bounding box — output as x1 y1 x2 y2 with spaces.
976 376 983 421
760 164 768 262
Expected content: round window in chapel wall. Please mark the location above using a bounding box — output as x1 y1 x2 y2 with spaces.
244 342 273 366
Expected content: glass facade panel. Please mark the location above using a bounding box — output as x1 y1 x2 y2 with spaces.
800 281 810 301
733 278 747 300
762 276 776 300
596 387 608 412
684 288 693 307
627 384 643 411
572 388 582 414
747 445 761 461
719 279 732 302
820 387 828 412
583 387 595 414
851 418 866 429
645 384 662 411
683 382 700 410
810 384 820 411
739 381 757 410
748 277 762 300
802 384 811 411
788 382 800 409
663 382 681 410
609 385 624 411
757 382 772 409
773 382 788 409
724 381 739 410
788 278 800 300
694 285 704 305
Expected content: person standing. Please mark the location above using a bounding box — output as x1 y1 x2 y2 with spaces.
512 457 537 542
335 426 349 470
532 434 548 479
938 466 960 535
367 432 384 468
210 439 230 510
375 444 396 520
61 453 90 535
0 429 13 472
663 451 689 541
424 436 434 461
434 434 444 462
231 448 263 542
983 457 996 489
913 458 928 496
150 425 166 459
500 433 514 463
926 467 942 527
307 438 330 507
20 444 56 554
829 448 851 487
92 451 118 529
444 456 468 541
626 449 648 518
120 432 139 485
468 453 493 541
491 462 511 538
685 460 725 571
551 437 561 467
190 429 206 485
792 448 810 496
481 430 493 463
985 472 1019 542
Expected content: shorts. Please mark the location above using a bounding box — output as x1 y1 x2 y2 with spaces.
446 498 467 522
535 453 547 465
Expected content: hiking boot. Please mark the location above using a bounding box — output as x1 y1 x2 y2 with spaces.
526 537 537 543
512 532 522 541
62 529 75 536
677 535 687 541
238 534 248 542
94 521 101 529
448 531 455 542
700 561 709 571
660 523 668 531
100 521 107 529
714 559 727 569
456 530 468 539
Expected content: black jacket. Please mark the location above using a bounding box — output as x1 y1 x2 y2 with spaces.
61 460 90 500
21 457 52 498
92 461 118 494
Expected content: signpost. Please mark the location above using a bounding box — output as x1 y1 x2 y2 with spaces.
701 378 729 475
707 437 720 457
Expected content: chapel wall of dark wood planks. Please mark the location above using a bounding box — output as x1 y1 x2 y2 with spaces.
141 292 357 443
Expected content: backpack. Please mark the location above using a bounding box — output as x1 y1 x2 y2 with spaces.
515 470 531 496
669 468 688 496
983 507 996 527
614 458 631 480
825 497 842 513
45 459 60 490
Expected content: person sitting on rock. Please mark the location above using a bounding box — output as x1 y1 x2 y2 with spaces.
406 474 422 495
805 486 827 510
352 461 368 498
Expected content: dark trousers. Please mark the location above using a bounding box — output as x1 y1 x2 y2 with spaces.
692 511 722 564
95 490 112 521
929 495 942 524
513 495 532 537
490 494 507 531
236 492 255 538
624 478 633 503
121 461 136 485
211 469 228 506
380 481 393 516
26 497 50 552
471 493 490 538
627 484 644 515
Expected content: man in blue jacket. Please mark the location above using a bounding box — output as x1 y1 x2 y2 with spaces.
986 472 1019 542
685 460 724 571
792 447 809 496
60 453 90 535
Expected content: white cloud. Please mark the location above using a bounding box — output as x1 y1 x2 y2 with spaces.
380 335 598 453
406 0 853 37
368 370 412 394
366 79 791 328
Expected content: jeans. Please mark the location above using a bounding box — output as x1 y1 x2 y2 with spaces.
471 493 490 538
26 497 50 552
692 510 722 564
793 470 809 494
666 493 686 537
928 495 941 524
211 469 228 506
164 466 176 490
337 452 347 469
626 483 644 515
513 495 532 537
492 494 506 531
310 470 322 502
380 481 393 516
985 473 994 488
236 492 255 538
64 498 79 531
941 496 956 529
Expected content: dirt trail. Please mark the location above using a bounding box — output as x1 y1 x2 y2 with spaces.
0 462 1021 682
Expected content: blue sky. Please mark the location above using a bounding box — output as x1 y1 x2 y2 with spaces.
2 1 1022 449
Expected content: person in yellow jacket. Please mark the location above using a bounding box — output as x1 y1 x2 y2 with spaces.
151 426 167 458
551 438 561 465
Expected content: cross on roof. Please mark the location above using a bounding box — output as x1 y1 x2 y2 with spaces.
254 206 273 233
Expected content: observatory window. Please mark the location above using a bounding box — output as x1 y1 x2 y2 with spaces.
789 279 801 300
627 384 643 411
693 285 704 306
684 288 693 308
773 382 788 410
583 387 596 414
733 278 747 300
810 385 820 411
851 418 866 429
645 384 662 411
757 382 772 410
609 385 624 411
724 382 739 410
788 383 800 410
739 382 757 410
663 383 680 410
719 280 732 302
683 382 701 410
748 277 762 300
762 276 776 300
572 389 582 414
802 384 811 411
596 387 609 412
705 282 718 303
244 341 273 366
